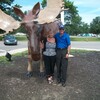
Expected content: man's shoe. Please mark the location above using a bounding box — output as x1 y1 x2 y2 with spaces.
56 80 61 86
62 82 66 87
57 80 61 84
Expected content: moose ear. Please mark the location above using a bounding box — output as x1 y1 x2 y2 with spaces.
32 2 40 15
13 7 24 18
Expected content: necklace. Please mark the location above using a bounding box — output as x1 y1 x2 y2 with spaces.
47 37 55 43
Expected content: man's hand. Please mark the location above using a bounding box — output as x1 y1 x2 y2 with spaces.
65 53 69 58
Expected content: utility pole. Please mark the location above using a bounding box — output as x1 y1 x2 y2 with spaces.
61 0 65 25
61 9 64 25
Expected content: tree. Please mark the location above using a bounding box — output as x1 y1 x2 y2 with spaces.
0 0 14 12
65 14 82 35
64 0 83 35
79 22 89 33
41 0 47 8
0 0 22 21
90 16 100 34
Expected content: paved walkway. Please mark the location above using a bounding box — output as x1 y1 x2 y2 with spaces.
0 48 74 57
1 47 100 57
0 48 27 57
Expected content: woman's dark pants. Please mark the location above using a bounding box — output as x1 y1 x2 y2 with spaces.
43 55 56 77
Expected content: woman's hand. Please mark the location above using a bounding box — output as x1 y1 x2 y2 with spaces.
40 41 44 49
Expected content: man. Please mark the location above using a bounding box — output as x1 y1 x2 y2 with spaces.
54 25 71 87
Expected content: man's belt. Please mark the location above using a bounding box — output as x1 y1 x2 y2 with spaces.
57 48 67 50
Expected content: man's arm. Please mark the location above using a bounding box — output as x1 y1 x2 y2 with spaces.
65 44 71 58
67 45 71 54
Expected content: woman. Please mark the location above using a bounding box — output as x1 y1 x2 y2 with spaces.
40 31 56 84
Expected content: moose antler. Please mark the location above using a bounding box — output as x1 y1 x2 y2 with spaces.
35 0 64 24
0 9 20 36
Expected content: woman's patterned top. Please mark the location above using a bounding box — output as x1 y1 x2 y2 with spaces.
43 41 56 56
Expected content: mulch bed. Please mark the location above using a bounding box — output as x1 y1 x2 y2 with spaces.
0 51 100 100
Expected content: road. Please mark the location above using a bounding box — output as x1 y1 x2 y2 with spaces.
71 41 100 51
0 41 100 56
0 41 28 56
0 41 28 51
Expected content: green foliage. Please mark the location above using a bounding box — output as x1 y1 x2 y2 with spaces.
65 15 82 35
0 36 3 41
0 50 28 63
0 0 14 5
63 0 82 35
0 0 22 21
90 16 100 34
0 35 27 41
71 49 91 55
64 0 78 16
12 50 28 57
41 0 47 8
0 0 14 12
13 26 27 34
15 36 27 41
1 35 100 42
78 22 89 34
0 56 9 64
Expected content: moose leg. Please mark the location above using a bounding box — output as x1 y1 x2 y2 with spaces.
27 54 33 77
39 52 45 77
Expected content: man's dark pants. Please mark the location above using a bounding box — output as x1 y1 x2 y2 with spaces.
56 49 68 83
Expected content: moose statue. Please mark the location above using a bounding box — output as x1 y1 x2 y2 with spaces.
0 0 66 77
13 0 65 77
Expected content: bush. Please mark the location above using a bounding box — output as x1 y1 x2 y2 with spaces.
0 36 3 41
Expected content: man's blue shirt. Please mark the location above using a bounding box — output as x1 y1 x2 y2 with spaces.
54 32 71 49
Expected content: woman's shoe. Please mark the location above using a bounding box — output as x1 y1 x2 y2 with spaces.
48 76 53 84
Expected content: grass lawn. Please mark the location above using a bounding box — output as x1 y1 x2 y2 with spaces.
0 49 96 63
70 36 100 41
0 35 100 41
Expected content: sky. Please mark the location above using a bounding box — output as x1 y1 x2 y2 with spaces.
13 0 100 25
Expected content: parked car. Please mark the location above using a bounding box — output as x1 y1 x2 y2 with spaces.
77 33 97 37
4 35 18 45
97 34 100 37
